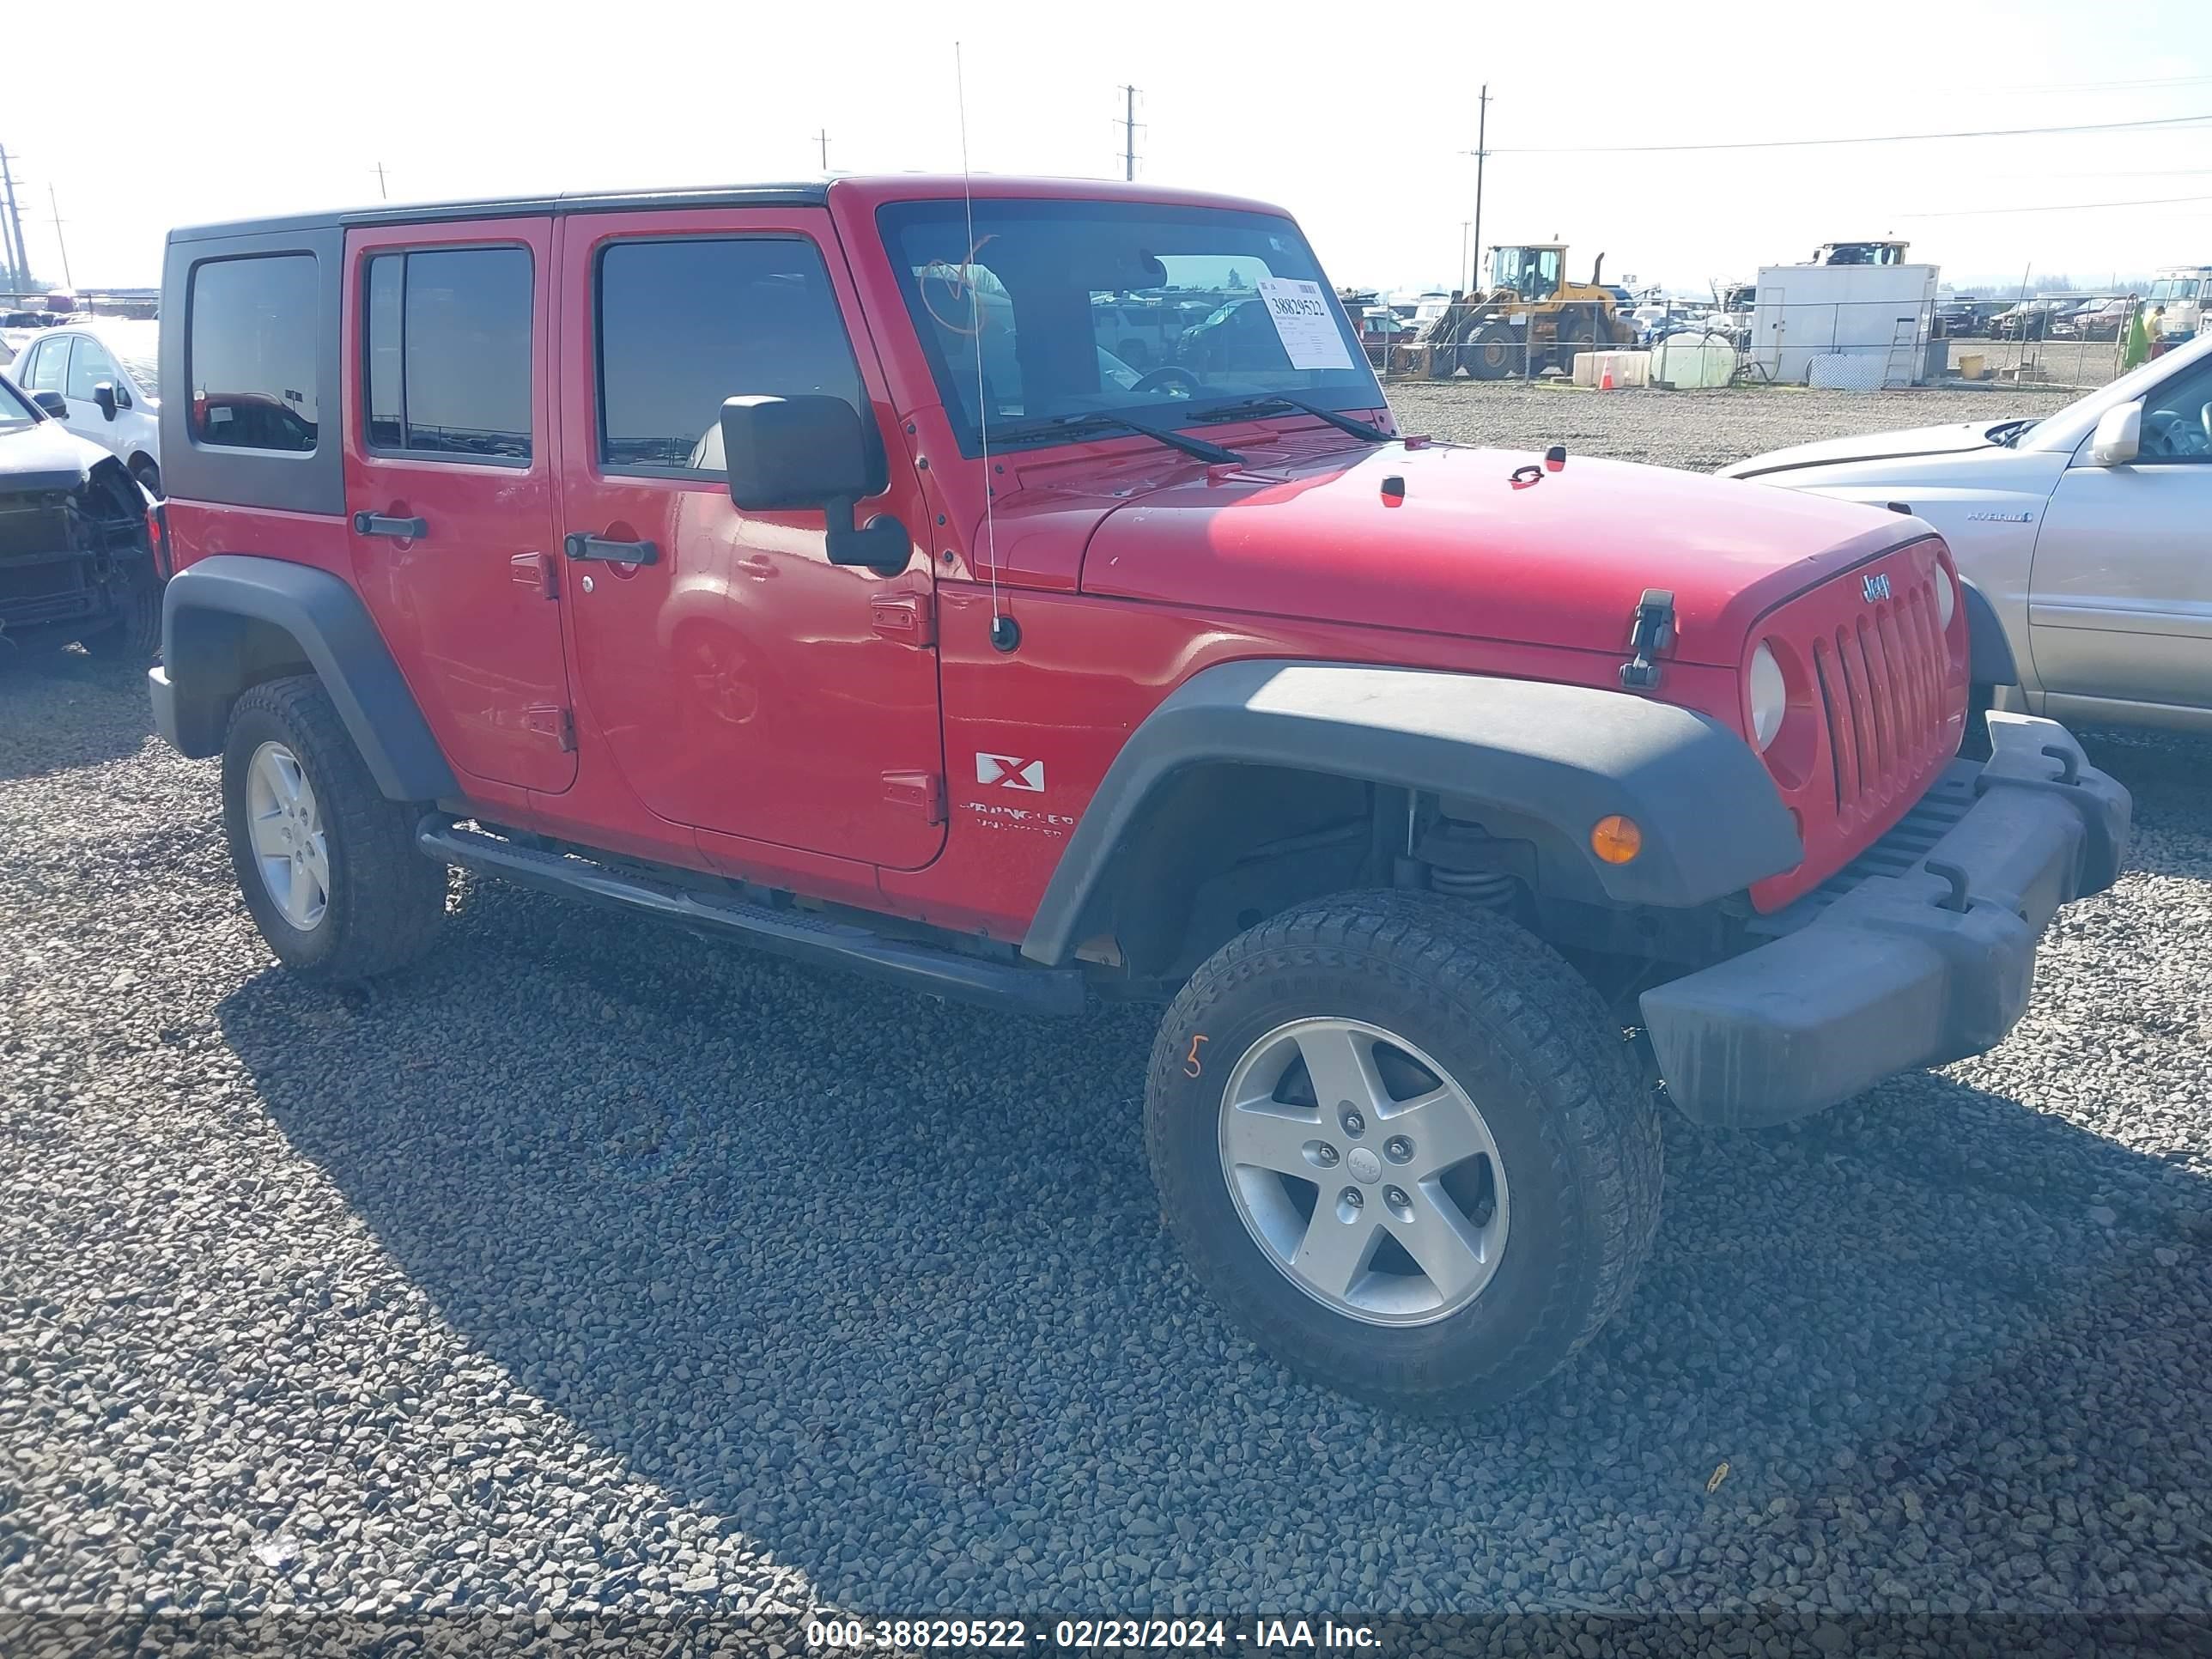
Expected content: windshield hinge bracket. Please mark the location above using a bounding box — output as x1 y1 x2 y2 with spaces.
1618 588 1676 691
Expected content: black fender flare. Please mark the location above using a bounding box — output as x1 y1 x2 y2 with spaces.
153 554 457 802
1957 575 2019 689
1019 659 1802 965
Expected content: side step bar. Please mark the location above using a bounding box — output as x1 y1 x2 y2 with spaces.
416 820 1088 1018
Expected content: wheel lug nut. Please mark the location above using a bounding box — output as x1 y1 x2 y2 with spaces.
1384 1186 1410 1209
1385 1135 1413 1163
1340 1108 1366 1137
1316 1145 1340 1167
1340 1187 1363 1210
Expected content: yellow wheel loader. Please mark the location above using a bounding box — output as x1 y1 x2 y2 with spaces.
1402 245 1637 380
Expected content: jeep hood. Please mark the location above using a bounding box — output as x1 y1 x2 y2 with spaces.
1718 421 2014 481
1075 440 1928 666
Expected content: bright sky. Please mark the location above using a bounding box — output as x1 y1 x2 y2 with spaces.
6 0 2207 298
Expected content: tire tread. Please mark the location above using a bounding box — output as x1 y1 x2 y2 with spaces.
223 675 446 981
1146 890 1662 1412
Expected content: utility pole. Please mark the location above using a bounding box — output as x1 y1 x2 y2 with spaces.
1466 83 1491 293
374 161 388 201
0 146 27 294
1117 85 1140 181
47 183 70 290
1459 222 1471 296
814 129 830 171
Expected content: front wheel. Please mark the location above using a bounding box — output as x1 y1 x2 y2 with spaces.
1464 325 1516 380
1145 891 1662 1413
79 566 161 661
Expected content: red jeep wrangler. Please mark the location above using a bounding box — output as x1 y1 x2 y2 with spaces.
149 179 2129 1411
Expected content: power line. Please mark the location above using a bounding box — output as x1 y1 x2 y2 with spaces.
2000 71 2212 92
1899 191 2212 219
1492 110 2212 155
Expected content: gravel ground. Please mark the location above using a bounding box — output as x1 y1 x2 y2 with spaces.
3 391 2210 1649
1386 380 2082 471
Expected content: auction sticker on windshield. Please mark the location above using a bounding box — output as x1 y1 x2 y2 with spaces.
1257 277 1354 371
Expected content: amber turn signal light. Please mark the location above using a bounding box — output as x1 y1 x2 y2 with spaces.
1590 815 1643 865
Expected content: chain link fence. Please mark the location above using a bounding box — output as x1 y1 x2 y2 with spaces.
1364 292 2144 392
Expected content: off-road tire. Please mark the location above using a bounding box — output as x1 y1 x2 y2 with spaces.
1145 890 1663 1413
1465 325 1515 380
80 568 162 662
222 675 447 981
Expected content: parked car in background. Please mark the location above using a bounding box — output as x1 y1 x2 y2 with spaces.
2055 296 2133 342
1987 299 2069 341
0 368 166 657
8 319 162 495
1933 298 1985 338
1722 332 2212 736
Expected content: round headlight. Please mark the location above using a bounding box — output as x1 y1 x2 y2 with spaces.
1933 562 1957 630
1749 641 1787 751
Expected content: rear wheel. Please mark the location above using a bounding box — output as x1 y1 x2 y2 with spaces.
221 675 447 981
1145 891 1663 1412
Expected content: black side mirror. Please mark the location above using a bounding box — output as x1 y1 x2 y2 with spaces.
93 381 119 421
31 390 66 420
720 395 908 574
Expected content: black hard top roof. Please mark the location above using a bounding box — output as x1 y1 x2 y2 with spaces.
167 183 830 245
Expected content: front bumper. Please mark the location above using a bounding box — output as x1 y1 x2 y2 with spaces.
1640 713 2130 1128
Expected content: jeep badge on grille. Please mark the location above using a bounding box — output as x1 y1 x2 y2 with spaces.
1863 573 1892 602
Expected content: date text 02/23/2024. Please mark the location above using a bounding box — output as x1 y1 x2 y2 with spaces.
805 1617 1380 1650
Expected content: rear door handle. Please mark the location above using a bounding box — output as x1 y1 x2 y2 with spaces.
564 532 659 565
352 511 427 539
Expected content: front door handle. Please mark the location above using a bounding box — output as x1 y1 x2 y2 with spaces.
353 511 427 539
564 532 659 565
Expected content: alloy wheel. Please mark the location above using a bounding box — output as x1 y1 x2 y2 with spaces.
245 741 331 931
1217 1017 1510 1327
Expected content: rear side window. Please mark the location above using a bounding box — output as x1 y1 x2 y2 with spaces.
189 253 320 453
23 336 66 392
597 236 865 474
364 246 532 461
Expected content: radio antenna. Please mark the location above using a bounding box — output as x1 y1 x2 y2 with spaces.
955 42 1016 653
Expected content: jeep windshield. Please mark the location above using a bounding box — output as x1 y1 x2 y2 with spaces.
878 198 1381 454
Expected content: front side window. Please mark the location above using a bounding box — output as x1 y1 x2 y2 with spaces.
189 253 319 453
364 246 533 461
597 236 866 475
64 337 119 401
878 198 1377 455
2139 358 2212 463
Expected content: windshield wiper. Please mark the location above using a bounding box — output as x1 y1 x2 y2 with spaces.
1192 392 1392 442
994 409 1245 465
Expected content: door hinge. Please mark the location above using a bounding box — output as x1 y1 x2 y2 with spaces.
870 588 937 647
881 769 945 823
511 551 557 599
522 704 576 751
1619 588 1676 691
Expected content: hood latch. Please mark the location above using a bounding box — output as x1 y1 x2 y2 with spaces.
1619 588 1677 691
